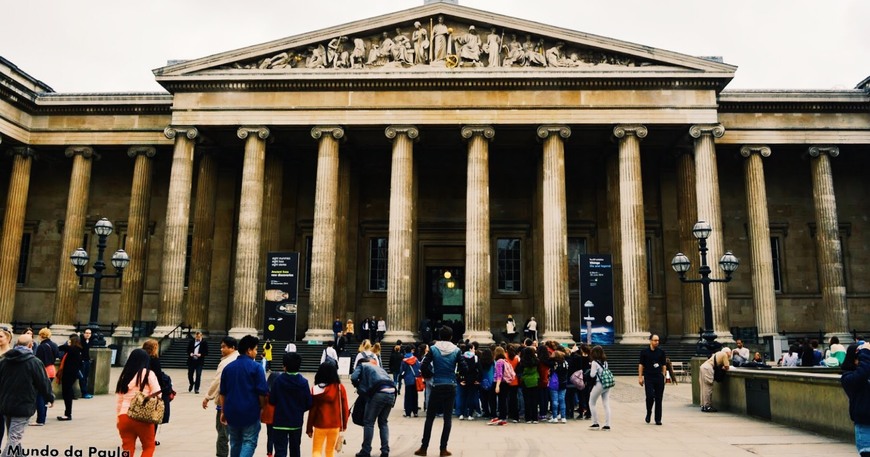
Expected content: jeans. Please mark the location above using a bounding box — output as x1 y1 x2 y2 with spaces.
227 422 261 457
1 416 28 457
189 364 205 392
215 409 229 457
272 428 302 457
480 388 496 418
78 359 91 396
35 390 49 424
856 422 870 456
459 384 477 417
421 384 455 451
266 424 275 455
521 386 537 421
360 391 394 456
404 384 419 416
644 373 665 423
564 387 576 419
548 389 566 419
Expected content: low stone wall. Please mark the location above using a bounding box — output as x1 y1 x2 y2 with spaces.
691 358 853 440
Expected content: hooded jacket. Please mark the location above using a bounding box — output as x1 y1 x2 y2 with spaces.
400 354 421 385
269 372 312 428
351 359 394 396
306 383 349 435
0 346 55 417
421 341 459 386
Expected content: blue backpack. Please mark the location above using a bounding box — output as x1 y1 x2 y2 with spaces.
480 365 494 390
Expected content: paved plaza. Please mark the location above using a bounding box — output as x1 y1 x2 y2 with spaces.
12 368 856 457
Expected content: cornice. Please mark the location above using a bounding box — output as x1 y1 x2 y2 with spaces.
719 90 870 113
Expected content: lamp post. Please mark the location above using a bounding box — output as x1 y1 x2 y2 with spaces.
670 220 739 357
583 300 595 345
70 218 130 333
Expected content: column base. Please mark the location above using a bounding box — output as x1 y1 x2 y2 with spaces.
227 327 260 340
824 332 854 344
303 328 334 343
681 335 702 344
714 330 735 344
112 326 133 338
382 330 416 344
619 332 652 345
541 330 575 344
463 330 494 345
49 324 78 338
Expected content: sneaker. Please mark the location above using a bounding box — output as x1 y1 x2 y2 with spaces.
548 418 557 423
83 394 93 399
560 418 567 424
488 418 500 425
525 421 532 424
28 422 44 426
602 426 610 431
498 420 507 426
413 412 418 417
57 416 71 421
467 416 474 421
511 419 519 423
589 423 600 429
459 415 465 420
532 420 538 424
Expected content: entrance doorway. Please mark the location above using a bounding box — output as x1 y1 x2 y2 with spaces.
424 266 465 325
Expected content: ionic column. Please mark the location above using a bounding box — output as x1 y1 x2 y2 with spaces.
0 147 36 327
690 124 733 341
808 146 850 341
537 125 573 343
115 146 156 337
383 126 419 343
605 151 624 337
185 148 218 333
740 145 779 336
675 149 703 342
153 127 198 337
229 126 270 339
462 125 495 344
257 150 284 332
304 126 344 341
613 125 649 344
53 146 95 330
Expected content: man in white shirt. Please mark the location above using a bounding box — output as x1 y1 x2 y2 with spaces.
202 336 239 457
732 339 751 366
320 340 339 365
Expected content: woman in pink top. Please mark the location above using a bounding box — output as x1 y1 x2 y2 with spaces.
115 348 161 457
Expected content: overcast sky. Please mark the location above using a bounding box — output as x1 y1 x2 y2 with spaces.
2 0 867 93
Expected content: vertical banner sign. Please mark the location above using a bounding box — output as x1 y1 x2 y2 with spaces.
264 252 299 341
579 255 615 344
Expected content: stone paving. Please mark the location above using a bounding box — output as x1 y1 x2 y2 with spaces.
11 368 857 457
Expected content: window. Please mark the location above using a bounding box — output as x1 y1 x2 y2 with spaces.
568 237 588 293
16 232 31 285
497 238 521 292
771 236 783 293
369 238 388 291
304 236 313 290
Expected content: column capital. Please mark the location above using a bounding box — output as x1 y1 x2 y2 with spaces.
461 125 495 140
739 145 771 158
537 125 571 140
64 146 96 159
237 126 271 140
311 126 345 140
127 146 157 159
808 145 839 158
613 124 647 139
8 146 37 159
385 125 420 140
689 124 725 139
164 126 199 140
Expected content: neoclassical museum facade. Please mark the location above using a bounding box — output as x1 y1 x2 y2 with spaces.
0 2 868 344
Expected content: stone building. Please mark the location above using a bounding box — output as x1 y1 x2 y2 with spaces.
0 2 867 344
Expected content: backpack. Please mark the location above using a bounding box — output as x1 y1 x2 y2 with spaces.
521 366 539 388
598 362 615 389
481 365 494 390
569 370 585 390
500 359 516 384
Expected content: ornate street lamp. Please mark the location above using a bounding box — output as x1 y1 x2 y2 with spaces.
671 221 739 357
70 218 130 334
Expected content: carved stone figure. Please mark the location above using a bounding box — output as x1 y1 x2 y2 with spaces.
483 27 501 68
306 44 327 68
266 51 296 69
379 31 398 64
503 34 524 66
522 35 547 67
432 15 450 62
393 28 411 64
456 25 482 66
545 42 565 67
327 36 349 69
351 38 367 68
412 21 429 65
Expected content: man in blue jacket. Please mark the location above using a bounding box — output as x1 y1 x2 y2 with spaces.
269 352 312 457
220 335 269 457
415 326 460 457
351 354 396 457
0 334 54 456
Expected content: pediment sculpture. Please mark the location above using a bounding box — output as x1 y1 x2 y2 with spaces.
220 15 654 71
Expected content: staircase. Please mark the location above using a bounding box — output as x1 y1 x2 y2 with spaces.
600 344 698 376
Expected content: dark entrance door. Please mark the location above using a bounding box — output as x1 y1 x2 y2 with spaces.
424 266 465 326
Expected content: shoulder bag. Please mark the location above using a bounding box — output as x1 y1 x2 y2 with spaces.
713 357 727 382
127 389 165 424
335 385 346 452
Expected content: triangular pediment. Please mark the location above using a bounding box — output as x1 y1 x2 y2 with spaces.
154 3 735 86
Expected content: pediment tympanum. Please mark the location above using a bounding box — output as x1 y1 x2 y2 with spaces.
154 3 735 84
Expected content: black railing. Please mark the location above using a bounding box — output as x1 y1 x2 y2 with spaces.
779 330 825 346
729 326 760 344
159 322 191 343
73 322 117 336
851 330 869 341
10 321 52 334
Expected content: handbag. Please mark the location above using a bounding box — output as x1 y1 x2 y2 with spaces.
351 394 367 426
415 375 425 392
713 359 727 382
261 393 275 424
335 386 345 452
127 390 165 424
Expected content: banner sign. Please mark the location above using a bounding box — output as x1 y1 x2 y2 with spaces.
263 252 299 341
579 254 615 345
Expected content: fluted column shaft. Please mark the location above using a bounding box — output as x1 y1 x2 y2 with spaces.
229 127 270 338
186 149 218 332
740 146 779 336
809 146 850 340
462 125 495 344
383 126 419 343
154 127 198 336
614 125 649 343
675 150 703 342
690 124 732 341
54 146 95 328
304 126 344 341
537 125 573 342
116 147 156 336
0 147 35 326
605 152 624 337
257 150 284 332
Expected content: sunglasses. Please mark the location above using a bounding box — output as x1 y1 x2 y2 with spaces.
0 326 9 332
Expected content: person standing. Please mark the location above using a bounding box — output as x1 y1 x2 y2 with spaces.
376 317 387 343
699 347 731 413
188 331 209 394
0 334 54 456
32 328 59 426
389 341 404 394
220 335 269 457
307 362 349 457
504 316 517 343
263 340 273 373
203 336 239 457
415 326 460 457
351 355 396 457
142 339 173 445
638 334 667 425
400 345 421 417
333 318 344 346
526 318 537 342
841 341 870 457
0 325 12 451
587 345 612 430
115 348 160 457
269 352 312 457
78 328 94 399
57 333 83 421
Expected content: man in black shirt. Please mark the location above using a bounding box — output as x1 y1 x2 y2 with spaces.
638 334 667 425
